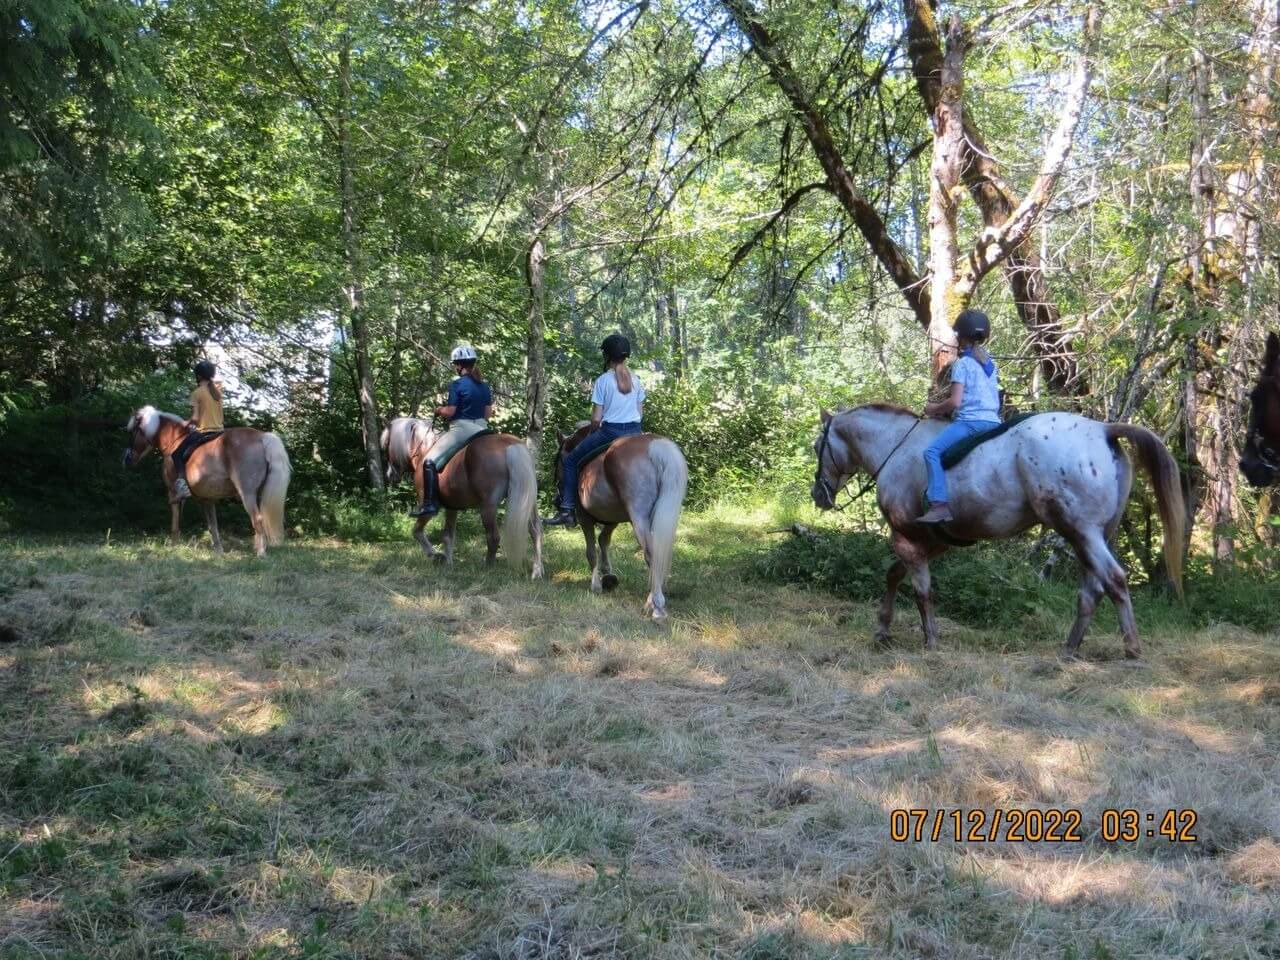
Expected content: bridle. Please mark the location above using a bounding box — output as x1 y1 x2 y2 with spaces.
814 414 922 512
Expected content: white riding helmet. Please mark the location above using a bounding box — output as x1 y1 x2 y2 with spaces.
450 343 478 362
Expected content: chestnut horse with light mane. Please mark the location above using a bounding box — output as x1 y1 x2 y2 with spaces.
552 425 688 621
812 405 1184 658
380 417 543 576
123 406 291 556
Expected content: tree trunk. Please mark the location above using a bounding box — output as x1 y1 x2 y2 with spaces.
338 36 384 490
524 230 548 462
925 17 967 379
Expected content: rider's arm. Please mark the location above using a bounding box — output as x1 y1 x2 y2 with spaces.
924 383 964 418
186 398 200 431
589 403 604 430
436 404 457 418
483 403 494 418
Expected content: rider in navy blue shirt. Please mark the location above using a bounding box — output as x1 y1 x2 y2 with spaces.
408 344 494 518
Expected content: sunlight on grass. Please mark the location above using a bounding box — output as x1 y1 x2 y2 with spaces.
2 516 1279 958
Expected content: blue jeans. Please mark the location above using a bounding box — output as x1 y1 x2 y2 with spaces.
923 420 997 505
559 421 642 509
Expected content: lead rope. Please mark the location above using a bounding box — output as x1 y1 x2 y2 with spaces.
817 416 923 512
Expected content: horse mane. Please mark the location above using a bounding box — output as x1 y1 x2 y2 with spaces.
126 406 184 440
859 402 915 417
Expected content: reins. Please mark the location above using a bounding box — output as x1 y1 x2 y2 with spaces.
815 414 923 512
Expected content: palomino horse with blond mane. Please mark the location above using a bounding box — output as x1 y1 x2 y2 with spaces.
381 417 543 576
551 425 688 621
124 406 292 556
812 405 1185 658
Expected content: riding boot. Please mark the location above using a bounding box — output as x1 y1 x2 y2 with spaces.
408 463 440 518
542 505 578 528
917 502 954 524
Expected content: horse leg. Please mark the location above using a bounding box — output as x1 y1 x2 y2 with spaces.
442 509 459 566
237 488 267 557
170 498 183 546
1063 571 1104 657
875 560 908 646
413 516 439 561
597 524 620 592
529 512 544 580
891 533 940 650
583 518 602 592
481 503 500 566
202 500 223 555
630 516 661 617
1080 531 1141 658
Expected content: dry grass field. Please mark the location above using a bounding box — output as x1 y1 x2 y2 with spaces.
2 506 1279 959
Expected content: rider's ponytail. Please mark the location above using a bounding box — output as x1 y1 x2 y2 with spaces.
459 359 485 383
613 360 634 395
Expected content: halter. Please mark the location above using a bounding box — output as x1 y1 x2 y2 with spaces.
814 414 922 512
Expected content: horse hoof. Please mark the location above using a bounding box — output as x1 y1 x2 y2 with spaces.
651 608 668 623
601 574 620 592
432 554 447 566
873 633 891 648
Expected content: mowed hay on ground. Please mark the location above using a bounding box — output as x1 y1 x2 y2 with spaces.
2 509 1279 959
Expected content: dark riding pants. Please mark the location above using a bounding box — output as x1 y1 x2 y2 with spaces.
171 431 222 481
558 421 641 510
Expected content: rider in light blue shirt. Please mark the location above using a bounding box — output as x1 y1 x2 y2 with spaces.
918 309 1002 525
544 334 644 527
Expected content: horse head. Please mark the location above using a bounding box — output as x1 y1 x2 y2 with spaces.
123 406 161 468
1240 332 1280 488
811 409 852 510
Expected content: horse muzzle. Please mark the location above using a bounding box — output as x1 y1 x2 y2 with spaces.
811 480 834 511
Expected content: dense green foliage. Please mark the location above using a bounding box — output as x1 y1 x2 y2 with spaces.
1 0 1277 561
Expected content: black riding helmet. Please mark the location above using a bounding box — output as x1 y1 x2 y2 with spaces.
954 309 991 343
601 334 631 363
194 359 216 381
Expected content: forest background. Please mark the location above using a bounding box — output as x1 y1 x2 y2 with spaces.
2 0 1277 581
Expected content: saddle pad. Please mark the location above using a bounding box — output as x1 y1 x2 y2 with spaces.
941 412 1041 469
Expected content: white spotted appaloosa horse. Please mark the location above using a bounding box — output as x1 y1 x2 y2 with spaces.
812 405 1184 658
124 406 292 556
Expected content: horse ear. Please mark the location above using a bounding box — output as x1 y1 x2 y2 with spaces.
1264 332 1279 374
819 408 832 425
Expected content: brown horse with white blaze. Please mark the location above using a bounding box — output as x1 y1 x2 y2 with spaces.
124 406 291 556
552 426 688 620
380 417 543 576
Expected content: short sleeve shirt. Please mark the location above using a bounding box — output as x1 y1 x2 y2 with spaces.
190 383 224 431
447 375 492 421
951 355 1001 424
591 369 645 424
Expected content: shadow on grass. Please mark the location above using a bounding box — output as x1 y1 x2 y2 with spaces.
2 520 1279 958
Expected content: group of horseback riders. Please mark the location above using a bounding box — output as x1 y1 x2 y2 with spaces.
168 312 1001 528
168 330 662 527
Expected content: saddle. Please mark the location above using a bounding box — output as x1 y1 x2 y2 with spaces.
437 428 497 468
927 412 1043 547
577 437 618 469
940 412 1040 469
176 429 223 457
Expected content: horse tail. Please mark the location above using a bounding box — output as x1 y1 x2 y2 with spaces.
646 438 688 603
258 433 292 547
1106 423 1184 598
502 441 536 570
